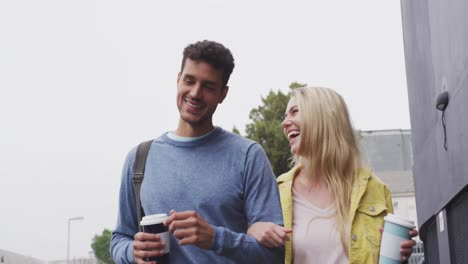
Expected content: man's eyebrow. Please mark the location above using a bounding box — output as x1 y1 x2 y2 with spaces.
201 80 217 86
183 74 195 79
182 75 216 85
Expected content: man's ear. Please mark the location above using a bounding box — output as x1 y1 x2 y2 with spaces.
177 72 181 84
219 86 229 104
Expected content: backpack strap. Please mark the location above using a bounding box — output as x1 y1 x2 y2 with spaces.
132 140 153 232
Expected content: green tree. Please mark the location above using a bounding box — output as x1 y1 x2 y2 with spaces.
91 229 115 264
244 82 306 176
289 81 307 90
245 89 290 176
232 126 240 135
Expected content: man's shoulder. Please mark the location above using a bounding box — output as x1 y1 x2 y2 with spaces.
216 127 259 147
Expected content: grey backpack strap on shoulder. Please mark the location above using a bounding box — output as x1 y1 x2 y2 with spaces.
132 140 153 232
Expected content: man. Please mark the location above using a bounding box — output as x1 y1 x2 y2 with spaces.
110 40 284 263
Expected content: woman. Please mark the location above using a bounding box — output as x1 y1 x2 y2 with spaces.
248 87 417 263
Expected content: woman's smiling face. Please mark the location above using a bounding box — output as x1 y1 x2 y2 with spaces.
282 97 301 155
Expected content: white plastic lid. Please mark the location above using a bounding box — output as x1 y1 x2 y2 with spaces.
384 213 415 229
140 213 168 226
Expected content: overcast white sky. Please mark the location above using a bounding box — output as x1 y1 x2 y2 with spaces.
0 0 410 260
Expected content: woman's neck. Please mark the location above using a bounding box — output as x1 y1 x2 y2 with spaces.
300 163 325 186
293 168 334 209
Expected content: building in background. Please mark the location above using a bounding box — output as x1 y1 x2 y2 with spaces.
401 0 468 263
360 129 419 229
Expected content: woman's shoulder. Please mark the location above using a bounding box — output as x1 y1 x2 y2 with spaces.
357 167 392 201
358 168 387 188
361 168 390 191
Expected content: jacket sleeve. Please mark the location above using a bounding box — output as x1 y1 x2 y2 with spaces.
110 148 138 264
209 143 284 263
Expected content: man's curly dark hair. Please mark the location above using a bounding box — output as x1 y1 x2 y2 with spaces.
181 40 235 87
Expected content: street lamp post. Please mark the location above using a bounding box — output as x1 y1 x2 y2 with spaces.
67 216 84 264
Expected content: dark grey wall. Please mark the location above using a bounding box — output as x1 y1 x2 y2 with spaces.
402 0 468 224
401 0 468 262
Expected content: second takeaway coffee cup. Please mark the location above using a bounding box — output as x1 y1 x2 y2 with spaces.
140 213 170 263
379 213 415 264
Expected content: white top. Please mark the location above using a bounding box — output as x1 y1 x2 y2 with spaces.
292 187 348 264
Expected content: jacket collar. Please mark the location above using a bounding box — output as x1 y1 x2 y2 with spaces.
278 167 372 225
276 166 300 229
277 166 299 184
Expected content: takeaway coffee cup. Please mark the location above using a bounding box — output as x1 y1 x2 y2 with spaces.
379 214 415 264
140 213 170 263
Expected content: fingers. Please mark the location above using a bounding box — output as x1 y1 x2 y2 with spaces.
273 226 291 242
269 226 292 245
174 227 206 246
384 228 418 263
172 223 214 249
133 232 166 264
134 232 161 242
134 239 166 251
400 247 414 258
164 210 203 233
400 239 416 251
168 216 198 232
173 226 202 242
265 230 285 247
133 246 165 262
164 210 198 229
401 255 409 263
261 238 278 248
255 226 283 248
248 222 290 248
164 210 198 233
400 239 416 263
163 210 215 249
409 229 419 238
178 235 199 246
135 259 156 264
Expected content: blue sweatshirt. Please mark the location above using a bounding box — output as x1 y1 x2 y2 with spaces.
110 127 284 263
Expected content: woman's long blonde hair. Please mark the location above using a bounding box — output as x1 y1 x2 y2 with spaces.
292 87 362 254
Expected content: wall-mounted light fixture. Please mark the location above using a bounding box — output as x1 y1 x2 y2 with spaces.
436 91 449 151
436 91 449 111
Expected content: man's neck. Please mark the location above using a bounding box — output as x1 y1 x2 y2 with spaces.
174 120 215 138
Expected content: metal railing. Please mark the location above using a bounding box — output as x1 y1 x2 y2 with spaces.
408 241 424 264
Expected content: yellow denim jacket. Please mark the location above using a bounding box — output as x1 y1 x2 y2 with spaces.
277 167 394 264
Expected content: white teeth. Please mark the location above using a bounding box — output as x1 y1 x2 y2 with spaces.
186 100 202 109
287 130 300 139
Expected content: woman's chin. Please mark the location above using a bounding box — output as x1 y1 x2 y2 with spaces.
290 146 298 155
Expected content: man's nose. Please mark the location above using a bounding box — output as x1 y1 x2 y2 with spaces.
190 83 203 98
